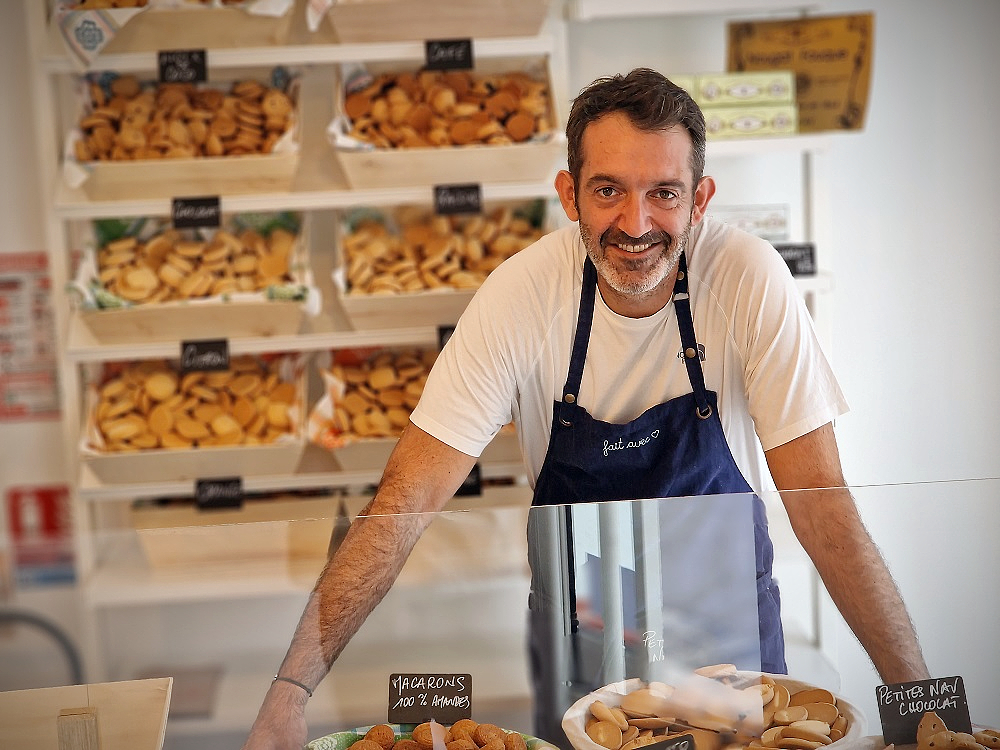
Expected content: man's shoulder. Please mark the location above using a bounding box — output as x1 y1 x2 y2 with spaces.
690 215 789 285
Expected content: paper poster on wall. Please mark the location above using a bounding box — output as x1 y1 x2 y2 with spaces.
727 13 874 132
5 484 75 587
0 252 60 421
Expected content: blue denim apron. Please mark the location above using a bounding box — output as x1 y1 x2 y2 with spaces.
527 254 785 744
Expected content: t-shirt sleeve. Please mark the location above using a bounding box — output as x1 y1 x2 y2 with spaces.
408 259 524 458
729 236 849 452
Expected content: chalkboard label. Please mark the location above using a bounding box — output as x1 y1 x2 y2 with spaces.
876 676 972 745
172 196 221 229
195 477 244 510
438 325 455 350
434 184 482 216
180 339 230 373
158 49 208 84
387 673 472 725
454 464 482 497
646 734 695 750
424 39 474 71
774 242 816 276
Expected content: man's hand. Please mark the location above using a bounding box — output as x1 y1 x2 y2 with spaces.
242 680 309 750
765 422 929 684
242 423 479 749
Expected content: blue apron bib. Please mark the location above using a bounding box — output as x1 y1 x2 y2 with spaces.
527 254 785 744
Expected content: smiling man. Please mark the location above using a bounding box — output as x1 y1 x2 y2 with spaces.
243 69 927 750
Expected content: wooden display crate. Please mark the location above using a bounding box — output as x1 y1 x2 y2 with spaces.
80 358 307 484
324 0 550 43
130 496 337 568
330 56 565 189
0 677 171 750
332 200 550 331
78 300 306 344
51 2 294 65
64 67 301 201
333 429 521 472
72 215 312 344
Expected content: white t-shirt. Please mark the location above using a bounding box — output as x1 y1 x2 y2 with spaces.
409 217 848 495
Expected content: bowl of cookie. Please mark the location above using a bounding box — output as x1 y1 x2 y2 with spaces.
561 666 865 750
307 721 557 750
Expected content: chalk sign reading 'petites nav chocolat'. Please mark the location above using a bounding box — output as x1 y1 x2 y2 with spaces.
877 676 972 745
388 674 472 724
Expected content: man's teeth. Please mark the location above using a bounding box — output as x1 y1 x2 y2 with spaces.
619 242 652 253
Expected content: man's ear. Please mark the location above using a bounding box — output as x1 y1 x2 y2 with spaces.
554 170 579 222
691 175 716 225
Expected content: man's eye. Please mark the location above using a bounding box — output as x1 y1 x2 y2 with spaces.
597 187 617 198
655 190 678 201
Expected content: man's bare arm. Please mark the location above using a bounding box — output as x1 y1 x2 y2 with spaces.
243 423 478 749
764 422 929 684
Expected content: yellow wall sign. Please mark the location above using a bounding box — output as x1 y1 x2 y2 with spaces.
727 13 874 133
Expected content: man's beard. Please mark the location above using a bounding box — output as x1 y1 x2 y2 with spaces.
580 220 692 298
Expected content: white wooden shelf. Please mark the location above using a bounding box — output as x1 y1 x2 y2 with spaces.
567 0 820 21
77 446 529 503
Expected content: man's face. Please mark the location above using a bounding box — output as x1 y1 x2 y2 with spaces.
555 113 713 318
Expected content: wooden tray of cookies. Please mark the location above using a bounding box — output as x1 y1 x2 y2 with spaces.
71 214 313 344
322 0 551 43
333 201 548 330
130 495 337 569
80 356 307 484
329 56 565 189
63 68 300 201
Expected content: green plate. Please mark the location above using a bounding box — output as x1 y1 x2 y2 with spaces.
307 724 556 750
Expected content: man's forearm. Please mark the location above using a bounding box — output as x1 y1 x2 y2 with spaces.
274 506 435 690
788 487 929 684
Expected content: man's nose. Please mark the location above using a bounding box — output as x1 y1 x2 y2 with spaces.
617 195 652 238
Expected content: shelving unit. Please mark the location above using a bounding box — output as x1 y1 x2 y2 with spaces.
25 0 838 742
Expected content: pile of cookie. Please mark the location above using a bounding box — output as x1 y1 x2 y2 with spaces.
580 667 850 750
323 348 436 440
917 712 999 750
342 206 543 295
74 73 295 162
91 356 298 452
345 721 532 750
95 225 297 304
342 68 553 149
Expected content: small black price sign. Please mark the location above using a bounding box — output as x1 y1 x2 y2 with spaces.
424 39 474 71
774 242 816 277
645 734 695 750
438 325 456 350
434 183 482 216
172 196 221 229
180 339 230 373
388 674 472 725
195 477 244 510
876 676 972 745
158 49 208 84
454 464 482 497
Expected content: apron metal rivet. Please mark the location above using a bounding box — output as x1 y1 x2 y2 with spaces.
685 347 697 359
677 270 685 280
564 393 575 404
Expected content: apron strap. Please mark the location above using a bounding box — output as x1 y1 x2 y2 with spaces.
558 257 598 425
673 253 712 418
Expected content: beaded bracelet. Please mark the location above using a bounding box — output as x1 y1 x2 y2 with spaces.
273 675 314 698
